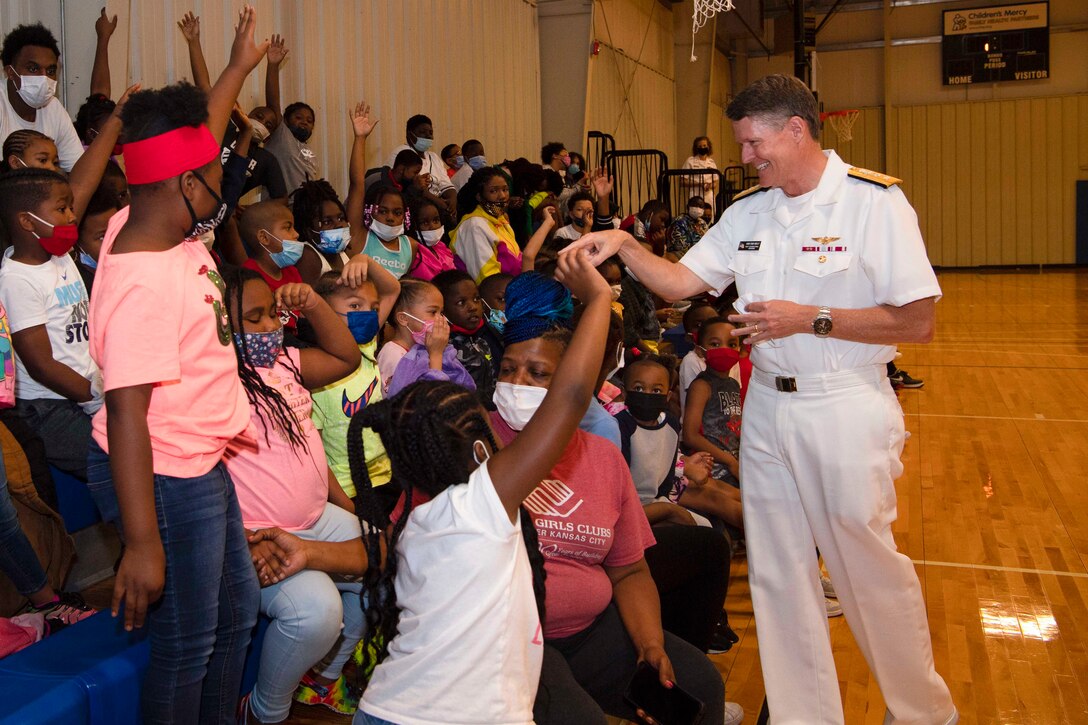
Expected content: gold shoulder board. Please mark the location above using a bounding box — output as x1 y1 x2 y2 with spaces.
847 167 902 189
731 184 769 202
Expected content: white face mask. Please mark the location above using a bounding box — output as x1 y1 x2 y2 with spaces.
688 206 704 219
8 67 56 109
610 284 623 302
493 381 548 432
249 120 270 143
420 227 445 244
370 219 404 241
605 341 624 381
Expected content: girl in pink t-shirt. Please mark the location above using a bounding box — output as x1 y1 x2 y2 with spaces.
220 263 369 722
406 197 455 281
84 15 273 720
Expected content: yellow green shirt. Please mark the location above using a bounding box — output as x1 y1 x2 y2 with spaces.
311 341 391 497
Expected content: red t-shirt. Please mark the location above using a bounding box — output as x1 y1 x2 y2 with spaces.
242 259 302 329
491 414 655 639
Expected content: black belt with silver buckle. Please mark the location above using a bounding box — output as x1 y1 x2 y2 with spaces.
775 376 797 392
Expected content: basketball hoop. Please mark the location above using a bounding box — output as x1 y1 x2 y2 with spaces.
691 0 735 62
821 109 860 143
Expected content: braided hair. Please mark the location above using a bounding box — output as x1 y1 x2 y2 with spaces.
347 380 547 672
1 130 52 171
290 179 346 244
502 272 574 346
220 265 309 454
363 183 410 231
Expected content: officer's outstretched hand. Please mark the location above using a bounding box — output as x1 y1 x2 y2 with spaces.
729 299 816 344
559 228 633 268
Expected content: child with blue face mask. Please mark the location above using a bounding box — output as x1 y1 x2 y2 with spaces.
241 200 307 330
309 258 401 525
220 265 369 723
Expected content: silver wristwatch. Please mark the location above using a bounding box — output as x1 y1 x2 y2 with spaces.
812 306 833 337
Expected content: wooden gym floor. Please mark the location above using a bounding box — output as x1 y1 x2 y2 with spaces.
86 269 1088 724
716 269 1088 725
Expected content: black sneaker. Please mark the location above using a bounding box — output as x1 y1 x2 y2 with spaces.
889 368 924 389
707 614 739 654
17 591 96 635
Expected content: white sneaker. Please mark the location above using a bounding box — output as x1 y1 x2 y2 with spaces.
825 597 843 618
724 701 745 724
820 574 836 599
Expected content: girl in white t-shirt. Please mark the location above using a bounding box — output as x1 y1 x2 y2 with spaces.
251 249 612 725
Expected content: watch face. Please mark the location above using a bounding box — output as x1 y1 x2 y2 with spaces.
814 317 833 336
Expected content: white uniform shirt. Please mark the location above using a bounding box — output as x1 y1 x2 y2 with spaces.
680 151 941 376
387 145 455 197
359 461 542 725
0 94 83 171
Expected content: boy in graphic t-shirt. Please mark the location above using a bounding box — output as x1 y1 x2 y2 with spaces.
0 169 102 478
262 34 318 191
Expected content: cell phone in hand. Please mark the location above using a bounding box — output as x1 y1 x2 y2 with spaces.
623 662 705 725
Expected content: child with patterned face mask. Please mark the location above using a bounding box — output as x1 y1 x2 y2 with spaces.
376 278 473 397
220 267 366 723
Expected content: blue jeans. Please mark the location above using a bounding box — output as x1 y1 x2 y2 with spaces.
87 441 259 725
354 711 398 725
0 451 48 596
16 398 91 479
250 503 365 723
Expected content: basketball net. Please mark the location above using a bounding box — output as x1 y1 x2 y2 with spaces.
823 110 860 142
691 0 734 61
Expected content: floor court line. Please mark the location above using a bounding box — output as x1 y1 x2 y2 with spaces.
905 412 1088 423
910 559 1088 579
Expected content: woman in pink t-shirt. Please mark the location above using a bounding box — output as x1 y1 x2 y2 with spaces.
492 272 739 725
219 264 371 722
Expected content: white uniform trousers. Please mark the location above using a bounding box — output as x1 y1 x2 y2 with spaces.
740 364 955 725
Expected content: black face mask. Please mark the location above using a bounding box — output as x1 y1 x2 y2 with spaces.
625 390 669 422
181 170 228 239
289 124 312 143
696 147 710 155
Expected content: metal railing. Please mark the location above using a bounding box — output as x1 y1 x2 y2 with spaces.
603 149 669 218
585 131 616 175
657 168 726 218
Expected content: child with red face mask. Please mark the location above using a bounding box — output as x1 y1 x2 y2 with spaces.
681 317 750 485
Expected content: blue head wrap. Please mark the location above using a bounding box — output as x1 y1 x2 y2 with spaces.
502 272 574 345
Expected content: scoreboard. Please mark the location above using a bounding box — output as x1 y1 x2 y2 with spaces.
942 2 1049 85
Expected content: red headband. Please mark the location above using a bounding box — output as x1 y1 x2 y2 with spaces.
122 125 220 185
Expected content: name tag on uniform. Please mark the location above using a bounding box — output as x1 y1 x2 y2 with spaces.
738 241 761 251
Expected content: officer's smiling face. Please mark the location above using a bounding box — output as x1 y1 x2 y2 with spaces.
734 115 804 192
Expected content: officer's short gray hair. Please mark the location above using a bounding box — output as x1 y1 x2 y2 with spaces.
726 75 821 140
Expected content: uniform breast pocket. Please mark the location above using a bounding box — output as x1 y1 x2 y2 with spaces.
728 252 774 294
792 252 853 279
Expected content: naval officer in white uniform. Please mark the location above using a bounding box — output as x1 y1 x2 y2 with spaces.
561 74 956 725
